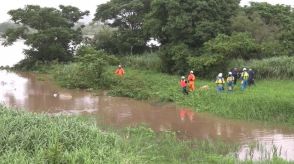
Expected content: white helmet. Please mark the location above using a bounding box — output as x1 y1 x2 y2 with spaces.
190 70 193 74
118 65 122 68
218 73 223 77
228 72 232 75
243 68 247 71
181 76 185 79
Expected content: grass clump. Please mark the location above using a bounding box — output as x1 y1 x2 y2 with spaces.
121 53 161 72
228 56 294 79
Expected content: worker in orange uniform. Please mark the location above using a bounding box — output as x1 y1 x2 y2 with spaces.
115 64 125 76
188 70 196 92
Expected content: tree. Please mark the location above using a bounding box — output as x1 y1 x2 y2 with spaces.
203 32 260 60
1 5 89 66
94 0 152 55
144 0 240 48
235 3 294 57
143 0 240 73
92 26 120 54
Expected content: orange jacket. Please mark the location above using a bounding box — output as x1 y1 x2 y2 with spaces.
188 73 195 82
115 68 125 76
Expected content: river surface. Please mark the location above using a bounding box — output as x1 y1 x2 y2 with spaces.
1 42 294 161
0 70 293 161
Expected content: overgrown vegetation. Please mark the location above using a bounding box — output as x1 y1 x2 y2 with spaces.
121 53 161 72
228 56 294 79
92 1 294 76
51 66 294 125
2 1 293 79
1 106 290 163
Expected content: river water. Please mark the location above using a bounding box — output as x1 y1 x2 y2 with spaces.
0 42 294 161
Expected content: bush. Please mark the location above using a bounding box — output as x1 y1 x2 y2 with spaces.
188 55 226 78
75 45 120 66
121 53 161 72
203 32 261 60
228 56 294 79
53 54 108 89
159 43 191 75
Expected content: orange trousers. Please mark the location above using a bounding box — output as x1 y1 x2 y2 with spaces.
189 81 195 91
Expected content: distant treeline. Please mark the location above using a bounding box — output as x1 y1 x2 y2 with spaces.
1 1 293 79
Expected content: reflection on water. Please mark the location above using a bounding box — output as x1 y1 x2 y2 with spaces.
0 70 293 161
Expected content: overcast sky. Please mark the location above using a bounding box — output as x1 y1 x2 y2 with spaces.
0 0 293 23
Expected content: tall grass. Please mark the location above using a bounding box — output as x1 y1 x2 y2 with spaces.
121 53 161 72
228 56 294 79
106 68 294 125
51 64 294 124
0 106 244 163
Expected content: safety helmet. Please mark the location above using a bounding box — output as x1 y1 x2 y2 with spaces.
249 68 252 71
181 76 185 79
118 65 122 68
218 73 223 77
228 72 232 75
190 70 193 74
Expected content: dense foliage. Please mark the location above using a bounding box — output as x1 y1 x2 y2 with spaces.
93 1 293 77
1 5 89 68
2 1 293 77
94 0 152 55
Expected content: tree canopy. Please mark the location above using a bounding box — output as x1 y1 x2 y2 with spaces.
94 0 152 54
1 5 89 63
144 0 240 47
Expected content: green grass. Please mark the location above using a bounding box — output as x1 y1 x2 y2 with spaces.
1 106 291 163
228 56 294 80
120 53 161 72
104 67 294 125
51 64 294 125
0 106 242 163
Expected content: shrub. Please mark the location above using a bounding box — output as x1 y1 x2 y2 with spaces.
228 56 294 79
121 53 161 72
159 43 191 75
53 53 108 89
75 45 120 66
188 55 226 78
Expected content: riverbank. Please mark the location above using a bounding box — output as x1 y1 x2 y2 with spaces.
52 66 294 125
0 106 237 163
1 105 290 163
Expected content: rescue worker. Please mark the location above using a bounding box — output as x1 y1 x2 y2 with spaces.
115 64 125 77
231 67 238 85
227 72 235 92
180 76 188 95
248 68 255 87
215 73 225 92
188 70 196 92
240 68 249 91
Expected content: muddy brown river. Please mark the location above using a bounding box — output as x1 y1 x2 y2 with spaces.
0 70 294 161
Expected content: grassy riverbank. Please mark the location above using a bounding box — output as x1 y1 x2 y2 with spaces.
1 106 290 163
52 66 294 125
0 106 237 163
